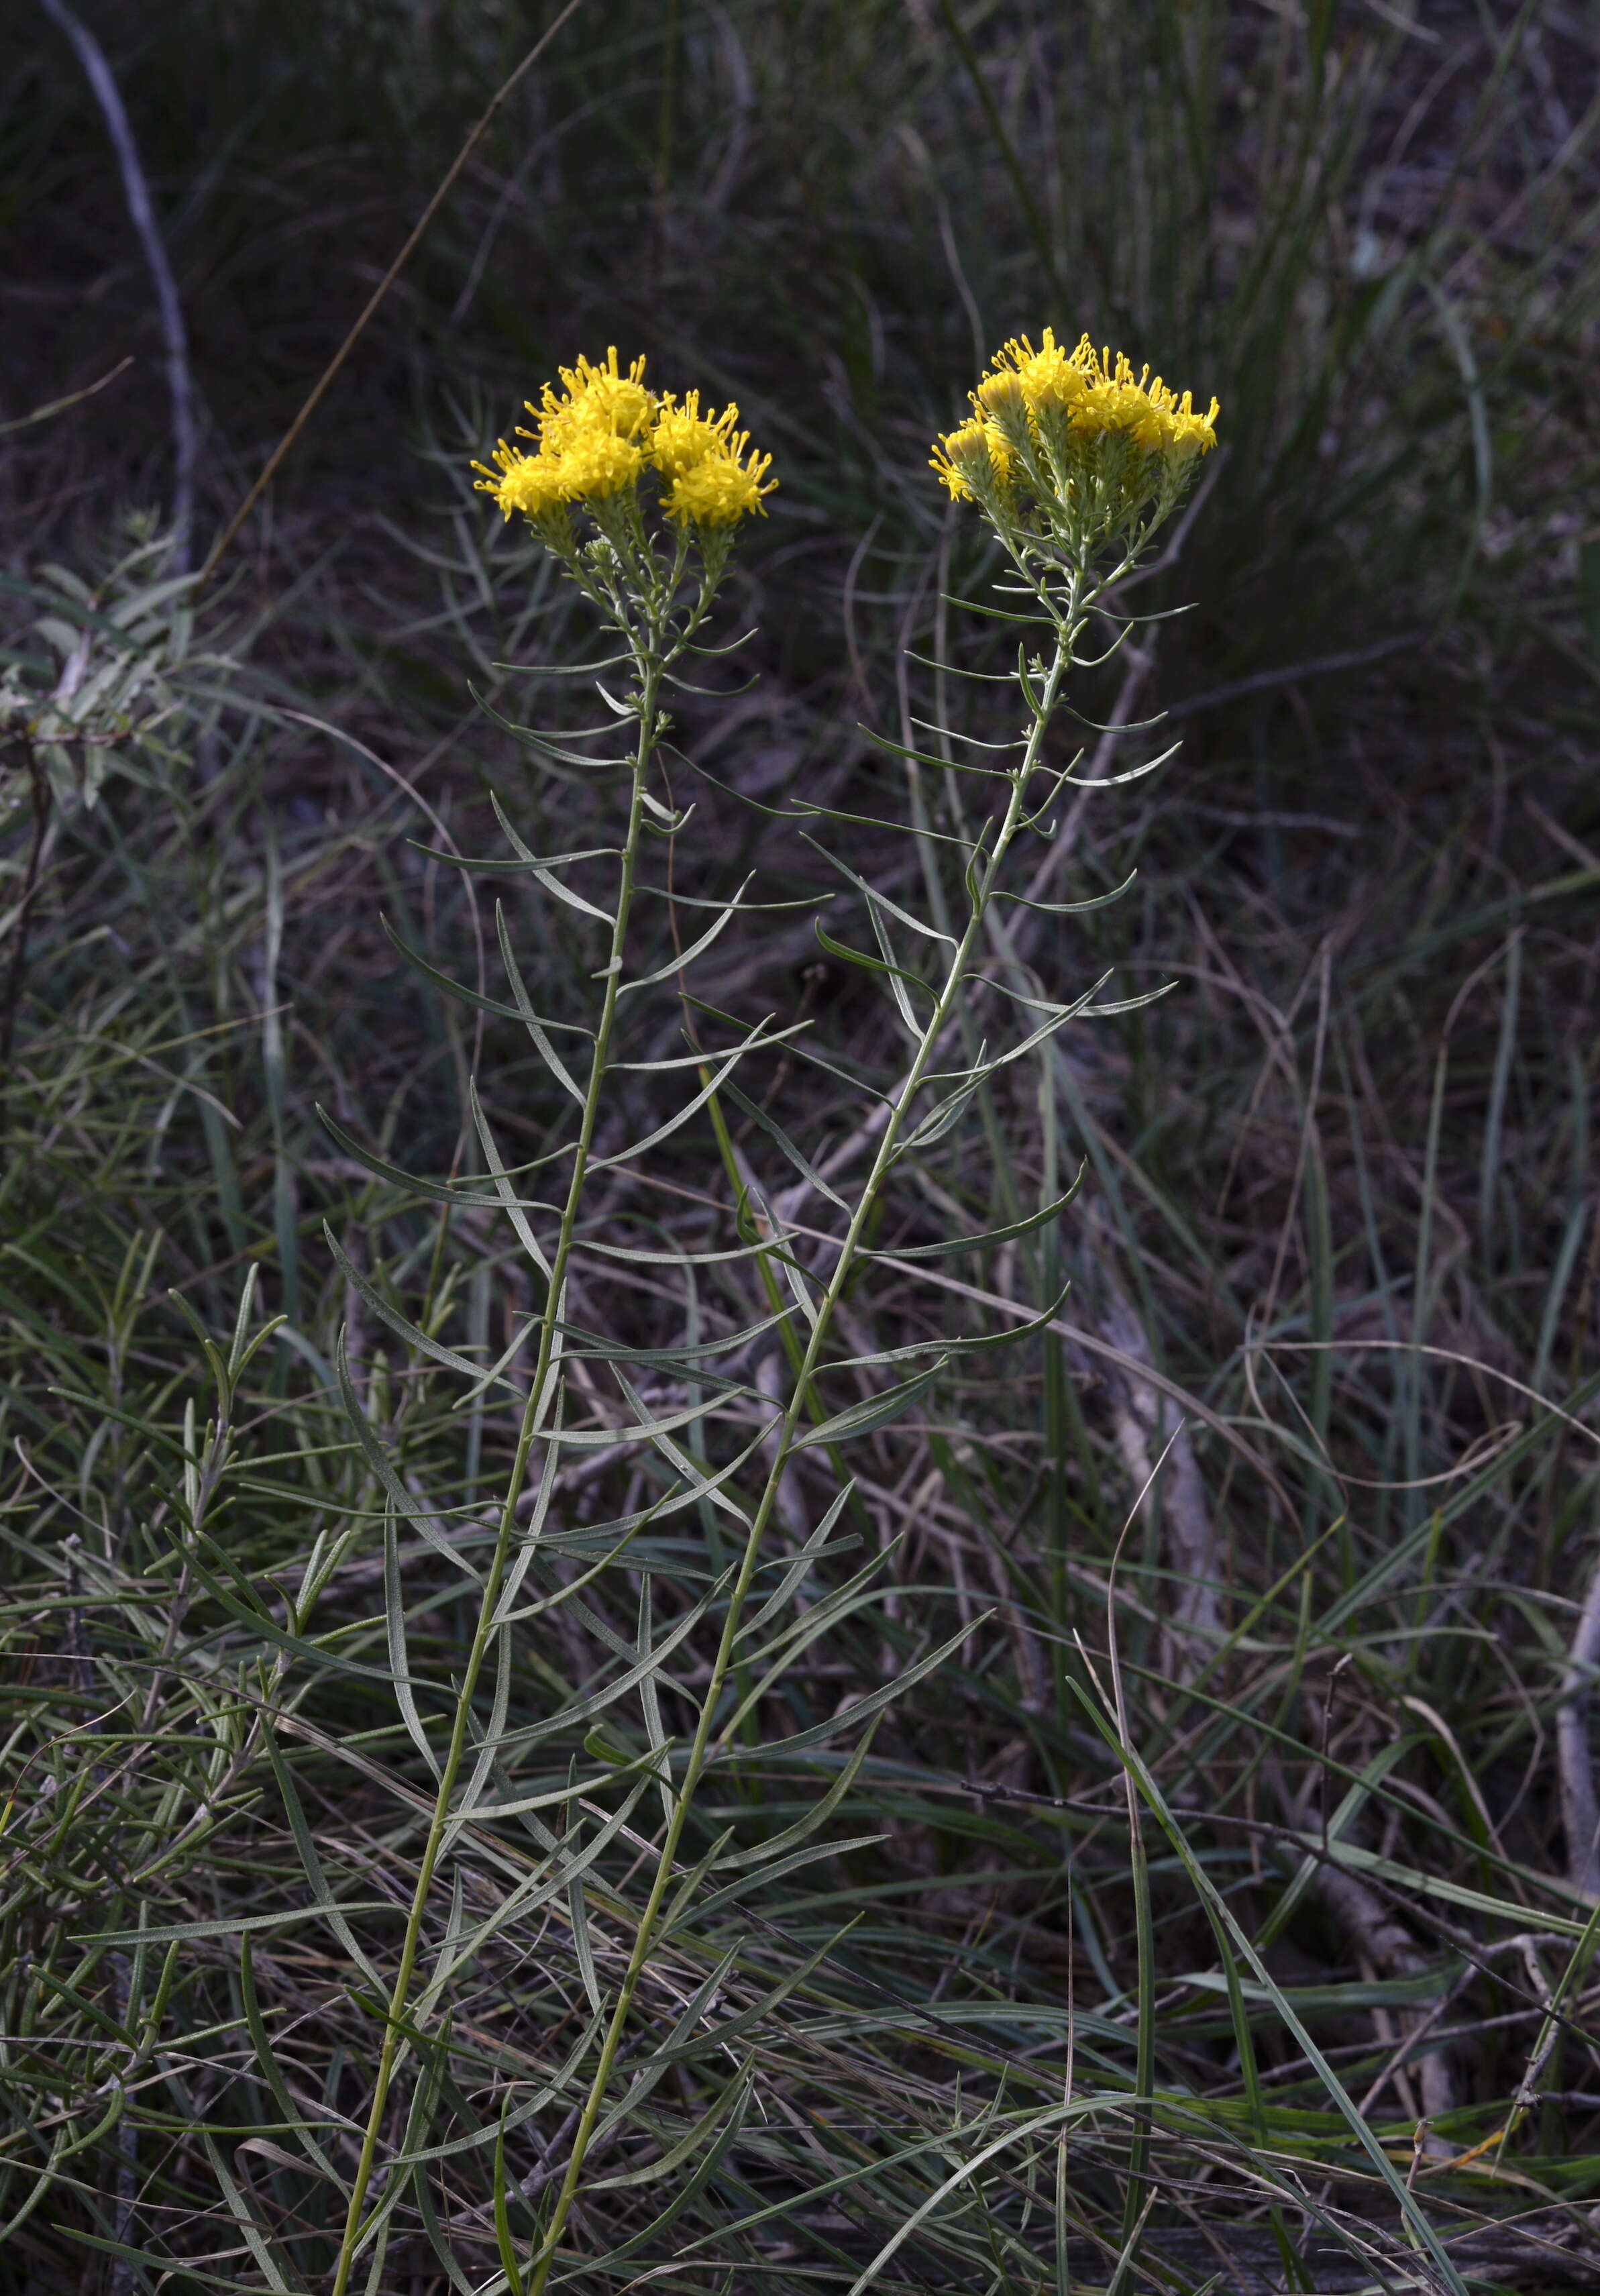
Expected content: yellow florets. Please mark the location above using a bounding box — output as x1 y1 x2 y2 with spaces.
981 329 1090 419
930 415 1016 504
474 351 776 540
650 390 739 480
537 346 657 450
976 329 1218 454
932 326 1219 550
661 433 776 527
551 426 647 500
1073 347 1220 459
472 437 569 522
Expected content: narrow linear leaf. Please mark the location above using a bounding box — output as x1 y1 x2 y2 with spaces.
790 1354 949 1449
996 868 1138 915
586 2060 754 2190
468 1074 555 1278
81 1903 394 1947
410 838 620 875
868 1172 1083 1261
589 1022 804 1169
385 1506 441 1779
335 1326 487 1584
378 912 581 1033
492 790 616 919
326 1224 513 1392
735 1616 987 1759
734 1483 857 1645
720 1078 850 1210
240 1936 352 2195
617 875 755 996
496 903 588 1105
802 835 957 945
710 1717 884 1870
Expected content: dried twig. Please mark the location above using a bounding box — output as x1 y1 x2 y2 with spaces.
1318 1859 1456 2146
196 0 590 586
0 356 132 438
1557 1543 1600 1899
1096 1286 1223 1684
1285 1747 1456 2152
1159 631 1420 726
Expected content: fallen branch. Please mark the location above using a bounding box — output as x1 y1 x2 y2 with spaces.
1096 1284 1224 1685
1318 1859 1457 2147
1557 1543 1600 1899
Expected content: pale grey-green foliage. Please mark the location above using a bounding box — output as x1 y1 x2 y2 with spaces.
0 527 223 814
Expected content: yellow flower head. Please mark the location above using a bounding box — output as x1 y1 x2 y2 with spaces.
650 390 741 480
930 415 1016 503
551 425 647 502
1063 342 1220 458
1161 388 1221 460
661 429 776 527
981 327 1093 420
534 346 656 452
964 331 1220 458
933 326 1219 545
971 370 1032 462
472 437 568 521
477 351 776 550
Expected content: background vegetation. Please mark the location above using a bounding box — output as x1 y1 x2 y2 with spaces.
3 1 1600 2289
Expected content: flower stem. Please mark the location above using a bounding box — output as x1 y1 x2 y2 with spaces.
525 621 1075 2293
328 649 664 2296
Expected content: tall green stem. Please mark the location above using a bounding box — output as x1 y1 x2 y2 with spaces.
329 650 664 2296
525 624 1075 2293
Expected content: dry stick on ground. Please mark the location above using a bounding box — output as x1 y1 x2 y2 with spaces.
1157 631 1420 727
1114 2217 1600 2292
1277 1753 1459 2158
766 1019 1230 1679
997 773 1228 1682
1557 1543 1600 1900
1316 1861 1457 2150
2 616 95 1063
38 0 195 569
195 0 590 588
1094 1281 1223 1686
945 959 1453 2133
768 630 1218 1656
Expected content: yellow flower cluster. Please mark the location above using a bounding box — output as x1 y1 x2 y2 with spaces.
474 350 775 534
932 329 1218 547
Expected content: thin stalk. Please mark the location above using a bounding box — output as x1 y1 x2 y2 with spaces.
328 649 663 2296
525 623 1076 2293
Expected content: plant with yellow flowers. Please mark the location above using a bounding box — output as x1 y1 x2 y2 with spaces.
309 335 1306 2296
321 349 778 2296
